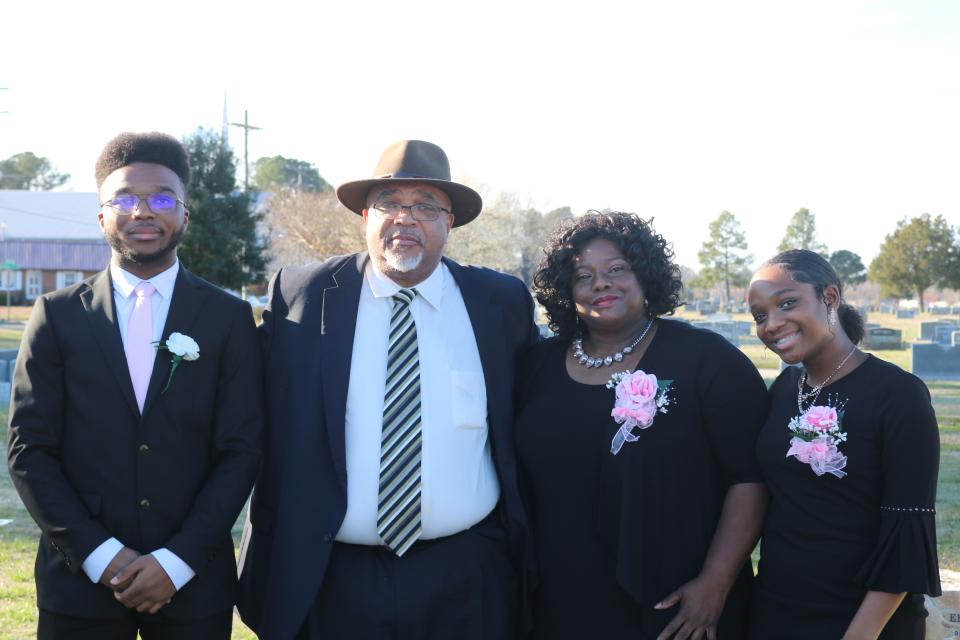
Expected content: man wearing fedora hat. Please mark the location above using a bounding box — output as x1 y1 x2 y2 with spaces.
237 140 539 639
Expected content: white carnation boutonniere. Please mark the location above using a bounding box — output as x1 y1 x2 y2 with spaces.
152 332 200 394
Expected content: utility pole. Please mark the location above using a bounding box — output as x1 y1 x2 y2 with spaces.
229 110 261 192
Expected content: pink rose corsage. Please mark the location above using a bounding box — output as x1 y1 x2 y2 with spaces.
607 370 674 454
786 400 849 478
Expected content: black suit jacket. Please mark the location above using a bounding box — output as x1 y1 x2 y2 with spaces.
7 266 263 620
237 253 539 640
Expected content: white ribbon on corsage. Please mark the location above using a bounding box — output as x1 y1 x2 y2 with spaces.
608 370 673 455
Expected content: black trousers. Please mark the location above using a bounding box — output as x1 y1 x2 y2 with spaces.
37 607 232 640
298 516 519 640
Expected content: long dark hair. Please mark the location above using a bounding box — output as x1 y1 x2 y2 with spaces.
763 249 864 344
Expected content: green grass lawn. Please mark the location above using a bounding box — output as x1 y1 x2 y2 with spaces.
0 329 24 351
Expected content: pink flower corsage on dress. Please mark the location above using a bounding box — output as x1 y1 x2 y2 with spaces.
786 401 849 478
607 370 674 455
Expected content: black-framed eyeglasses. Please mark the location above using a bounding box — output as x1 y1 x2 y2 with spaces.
100 193 186 215
369 202 449 221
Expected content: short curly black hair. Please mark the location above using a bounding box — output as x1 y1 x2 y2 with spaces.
95 132 190 189
533 211 683 340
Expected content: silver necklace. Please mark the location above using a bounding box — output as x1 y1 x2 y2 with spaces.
797 345 858 413
572 318 654 368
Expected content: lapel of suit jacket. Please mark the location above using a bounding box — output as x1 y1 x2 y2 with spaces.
444 258 504 426
80 268 141 418
320 253 365 492
141 267 208 417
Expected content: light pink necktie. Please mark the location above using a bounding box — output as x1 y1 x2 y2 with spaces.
125 282 156 413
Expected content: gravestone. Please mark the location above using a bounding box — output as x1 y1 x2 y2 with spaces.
896 309 916 319
935 323 958 346
863 327 902 350
697 300 718 315
691 320 740 345
912 342 960 380
925 569 960 639
879 303 894 314
920 320 959 342
953 331 960 348
0 348 16 407
931 304 952 315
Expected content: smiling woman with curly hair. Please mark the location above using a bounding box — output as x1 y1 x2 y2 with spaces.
534 212 683 341
515 211 769 639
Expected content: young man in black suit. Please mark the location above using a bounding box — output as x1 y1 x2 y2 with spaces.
8 132 263 639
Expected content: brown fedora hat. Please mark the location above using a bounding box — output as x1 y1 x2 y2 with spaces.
336 140 482 227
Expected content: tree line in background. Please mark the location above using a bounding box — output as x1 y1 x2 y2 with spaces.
696 206 960 312
2 147 959 309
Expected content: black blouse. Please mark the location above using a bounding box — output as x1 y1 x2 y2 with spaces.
750 354 941 639
516 319 769 638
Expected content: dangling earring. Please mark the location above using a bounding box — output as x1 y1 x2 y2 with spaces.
829 307 838 327
575 313 582 336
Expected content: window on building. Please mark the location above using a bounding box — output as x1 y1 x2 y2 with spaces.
25 270 43 299
0 270 22 291
56 271 84 289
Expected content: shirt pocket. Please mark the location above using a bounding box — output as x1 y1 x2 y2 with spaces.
450 371 488 430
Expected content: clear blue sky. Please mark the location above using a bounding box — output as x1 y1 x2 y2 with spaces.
1 0 957 269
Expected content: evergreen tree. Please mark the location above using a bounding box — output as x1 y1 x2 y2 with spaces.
178 128 267 289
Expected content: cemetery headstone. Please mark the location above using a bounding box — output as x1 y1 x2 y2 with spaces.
863 327 902 350
912 342 960 380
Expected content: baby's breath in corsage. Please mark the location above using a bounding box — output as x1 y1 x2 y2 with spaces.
153 332 200 394
786 397 849 478
607 370 674 455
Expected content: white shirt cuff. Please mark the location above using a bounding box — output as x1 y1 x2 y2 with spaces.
81 537 124 583
151 548 196 591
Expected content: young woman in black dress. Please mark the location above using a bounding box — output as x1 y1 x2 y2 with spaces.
516 212 769 639
747 249 940 640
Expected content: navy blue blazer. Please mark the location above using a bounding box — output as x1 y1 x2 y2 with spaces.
237 253 539 640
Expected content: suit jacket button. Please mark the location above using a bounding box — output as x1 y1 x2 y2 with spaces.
323 532 333 542
139 499 151 508
139 444 150 453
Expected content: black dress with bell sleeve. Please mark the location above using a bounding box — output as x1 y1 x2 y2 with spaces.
749 354 941 640
515 319 769 639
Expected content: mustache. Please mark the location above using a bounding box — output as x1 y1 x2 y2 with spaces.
126 223 164 233
387 231 424 245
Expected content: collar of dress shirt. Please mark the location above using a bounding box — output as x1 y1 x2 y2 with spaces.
110 259 180 300
366 258 444 311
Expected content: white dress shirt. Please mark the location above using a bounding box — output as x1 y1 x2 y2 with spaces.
336 260 500 544
80 260 196 590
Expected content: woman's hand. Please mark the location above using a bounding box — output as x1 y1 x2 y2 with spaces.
654 572 729 640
